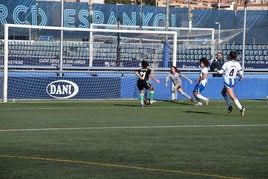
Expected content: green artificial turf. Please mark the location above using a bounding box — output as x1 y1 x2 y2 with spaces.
0 100 267 179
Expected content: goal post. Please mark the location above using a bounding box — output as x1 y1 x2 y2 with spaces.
1 23 178 102
3 24 8 102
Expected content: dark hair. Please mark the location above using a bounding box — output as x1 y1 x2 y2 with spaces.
171 66 181 74
217 52 222 55
200 57 209 67
228 51 237 60
141 60 149 68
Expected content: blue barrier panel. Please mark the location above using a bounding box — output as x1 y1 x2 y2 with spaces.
2 73 268 100
7 76 121 99
120 74 138 99
124 74 268 100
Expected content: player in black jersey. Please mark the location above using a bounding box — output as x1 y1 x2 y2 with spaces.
135 60 160 106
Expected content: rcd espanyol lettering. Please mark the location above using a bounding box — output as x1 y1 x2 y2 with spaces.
46 80 79 99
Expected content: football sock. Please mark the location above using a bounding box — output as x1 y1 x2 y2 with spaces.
196 94 207 101
172 87 177 100
224 96 230 106
149 91 154 101
181 92 191 100
140 93 144 105
194 95 200 102
172 91 176 99
234 99 242 110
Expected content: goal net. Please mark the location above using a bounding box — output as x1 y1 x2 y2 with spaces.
92 24 215 69
169 26 215 68
0 24 177 102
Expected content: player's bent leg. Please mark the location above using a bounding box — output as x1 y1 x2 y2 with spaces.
227 89 245 116
140 90 145 107
178 88 192 101
240 106 246 117
193 84 208 105
228 105 233 113
221 87 227 97
148 86 154 91
193 91 198 98
234 98 243 110
222 87 232 112
148 88 156 104
193 91 201 105
227 88 243 110
172 86 177 101
146 86 156 104
226 88 236 101
204 98 209 106
196 93 209 105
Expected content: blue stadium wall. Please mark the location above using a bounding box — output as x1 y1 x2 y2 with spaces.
0 0 267 43
2 73 268 100
124 74 268 100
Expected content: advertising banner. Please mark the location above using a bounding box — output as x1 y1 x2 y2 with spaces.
8 76 121 99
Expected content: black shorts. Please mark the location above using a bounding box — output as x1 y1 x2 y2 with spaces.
137 80 152 91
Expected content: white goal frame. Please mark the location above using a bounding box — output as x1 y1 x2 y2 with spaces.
2 23 178 102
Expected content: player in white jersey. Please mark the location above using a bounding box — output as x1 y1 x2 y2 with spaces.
217 51 245 116
193 57 209 106
165 66 193 101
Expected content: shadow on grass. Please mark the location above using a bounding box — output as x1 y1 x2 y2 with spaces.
113 103 140 107
162 100 193 105
185 110 213 115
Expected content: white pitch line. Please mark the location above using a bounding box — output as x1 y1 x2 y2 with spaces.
0 106 217 111
0 124 268 132
0 105 267 111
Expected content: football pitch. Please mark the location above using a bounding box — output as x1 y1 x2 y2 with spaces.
0 100 267 179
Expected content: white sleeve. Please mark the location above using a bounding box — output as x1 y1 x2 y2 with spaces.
165 74 170 83
237 63 244 79
202 67 208 74
217 63 226 74
238 70 243 79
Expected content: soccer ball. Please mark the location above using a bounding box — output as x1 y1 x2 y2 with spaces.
144 98 150 105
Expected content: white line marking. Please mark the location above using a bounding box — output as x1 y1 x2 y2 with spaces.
0 105 267 111
0 124 268 132
0 106 216 111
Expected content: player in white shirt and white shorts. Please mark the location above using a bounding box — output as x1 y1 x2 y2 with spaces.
217 51 245 116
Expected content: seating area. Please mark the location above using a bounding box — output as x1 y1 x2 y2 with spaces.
219 44 268 64
0 40 165 67
177 44 212 63
0 40 267 67
5 41 90 59
94 43 163 62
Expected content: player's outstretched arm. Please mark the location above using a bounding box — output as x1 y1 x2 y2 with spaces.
181 74 192 84
238 70 244 81
149 74 160 83
165 75 170 87
216 63 226 74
